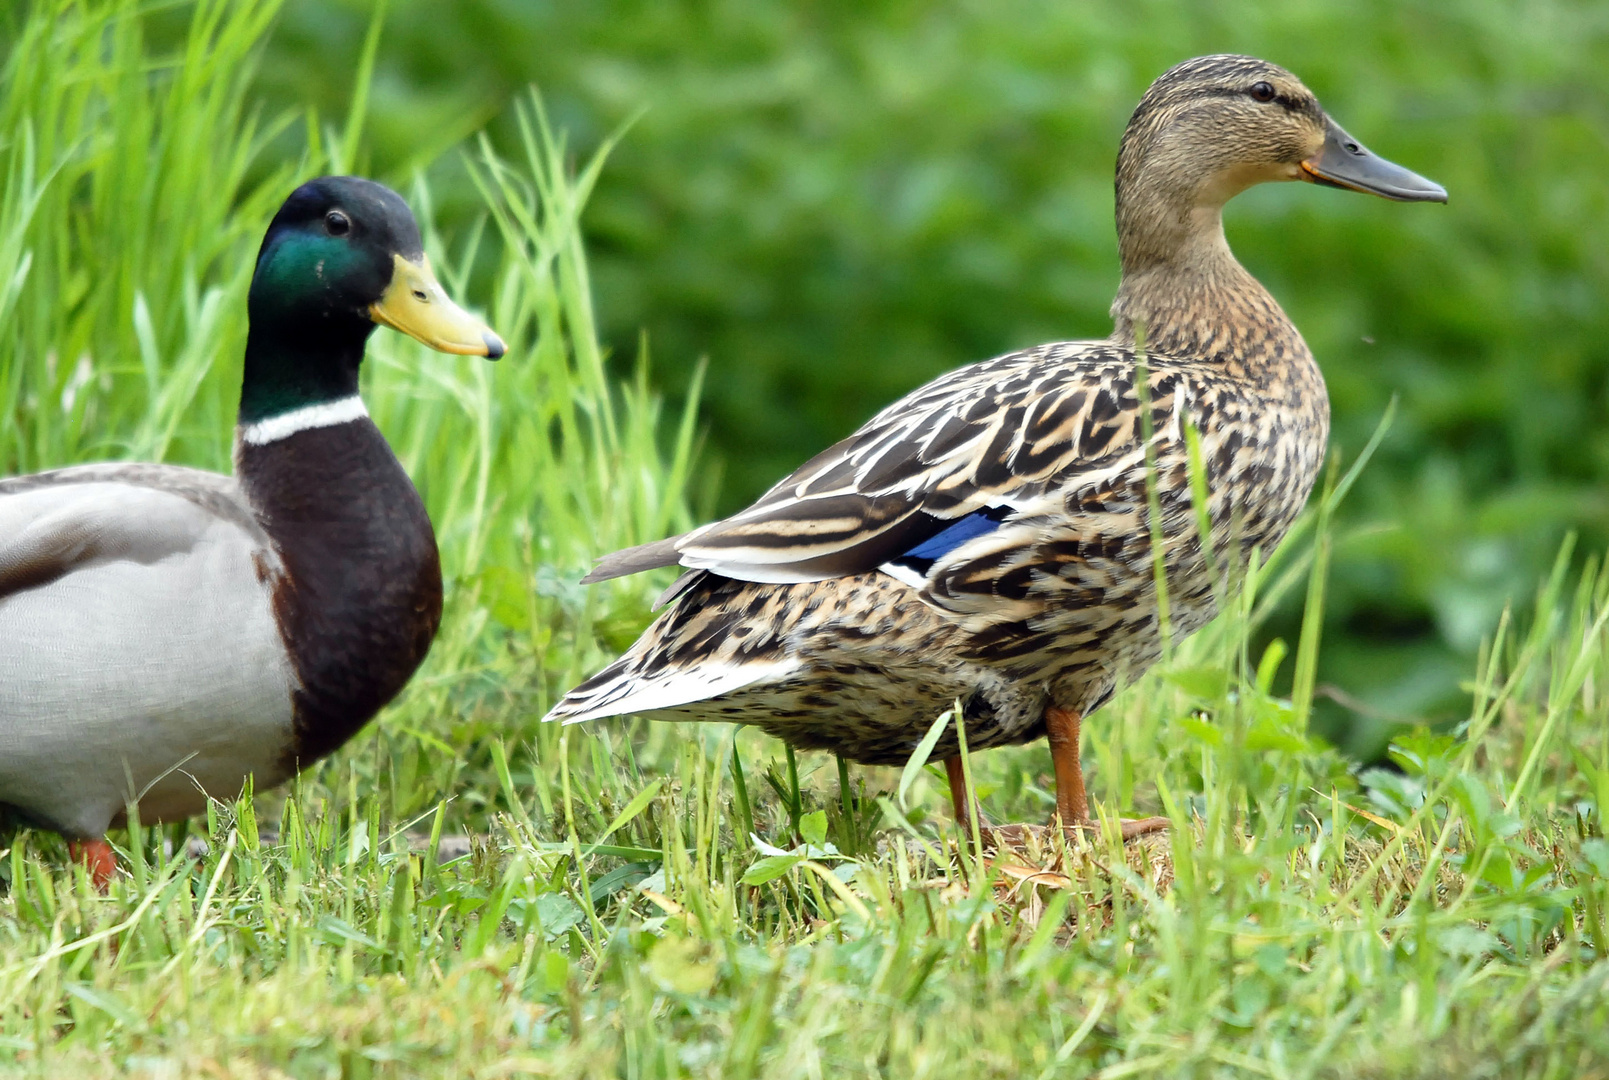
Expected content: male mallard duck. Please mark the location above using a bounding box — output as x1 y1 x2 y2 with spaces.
0 177 503 884
547 56 1444 838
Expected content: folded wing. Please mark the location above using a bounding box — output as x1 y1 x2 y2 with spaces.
0 463 272 601
583 343 1161 593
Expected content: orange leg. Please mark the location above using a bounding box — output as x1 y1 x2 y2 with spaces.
1045 707 1090 826
945 755 981 835
1046 707 1168 840
68 837 117 891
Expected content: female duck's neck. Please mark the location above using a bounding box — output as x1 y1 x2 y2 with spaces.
236 322 372 438
1107 202 1301 366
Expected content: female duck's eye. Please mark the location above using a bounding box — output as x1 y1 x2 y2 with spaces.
1249 81 1276 103
324 210 351 236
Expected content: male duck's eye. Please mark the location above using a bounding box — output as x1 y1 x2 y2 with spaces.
1249 81 1276 103
324 210 351 236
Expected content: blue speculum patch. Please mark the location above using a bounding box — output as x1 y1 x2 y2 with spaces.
891 505 1013 575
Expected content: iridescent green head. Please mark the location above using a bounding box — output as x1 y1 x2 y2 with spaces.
241 176 504 424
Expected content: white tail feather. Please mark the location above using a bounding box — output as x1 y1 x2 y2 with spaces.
543 657 802 725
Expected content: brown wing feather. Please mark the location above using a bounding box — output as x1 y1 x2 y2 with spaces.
0 517 99 597
580 536 685 584
671 343 1146 581
577 341 1167 587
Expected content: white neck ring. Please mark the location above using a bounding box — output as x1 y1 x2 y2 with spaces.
238 395 369 446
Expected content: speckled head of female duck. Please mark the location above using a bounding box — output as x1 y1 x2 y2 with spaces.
1110 55 1445 354
0 176 502 886
548 56 1444 845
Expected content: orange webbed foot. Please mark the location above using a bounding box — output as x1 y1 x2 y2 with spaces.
68 837 117 891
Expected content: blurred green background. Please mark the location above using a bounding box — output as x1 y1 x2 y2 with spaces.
187 0 1608 754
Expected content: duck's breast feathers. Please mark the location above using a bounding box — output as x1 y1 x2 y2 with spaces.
595 342 1189 588
0 463 278 601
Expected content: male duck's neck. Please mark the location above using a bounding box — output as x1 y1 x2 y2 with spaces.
231 321 443 771
1108 201 1305 369
236 322 372 439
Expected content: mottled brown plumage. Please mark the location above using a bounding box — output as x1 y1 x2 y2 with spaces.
550 55 1444 826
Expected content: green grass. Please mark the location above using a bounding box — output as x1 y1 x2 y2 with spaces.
3 3 1609 1077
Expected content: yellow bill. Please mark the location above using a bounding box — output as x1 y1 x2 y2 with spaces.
370 253 506 358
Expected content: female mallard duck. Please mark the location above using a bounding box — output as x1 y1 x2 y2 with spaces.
0 177 503 884
547 56 1444 837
